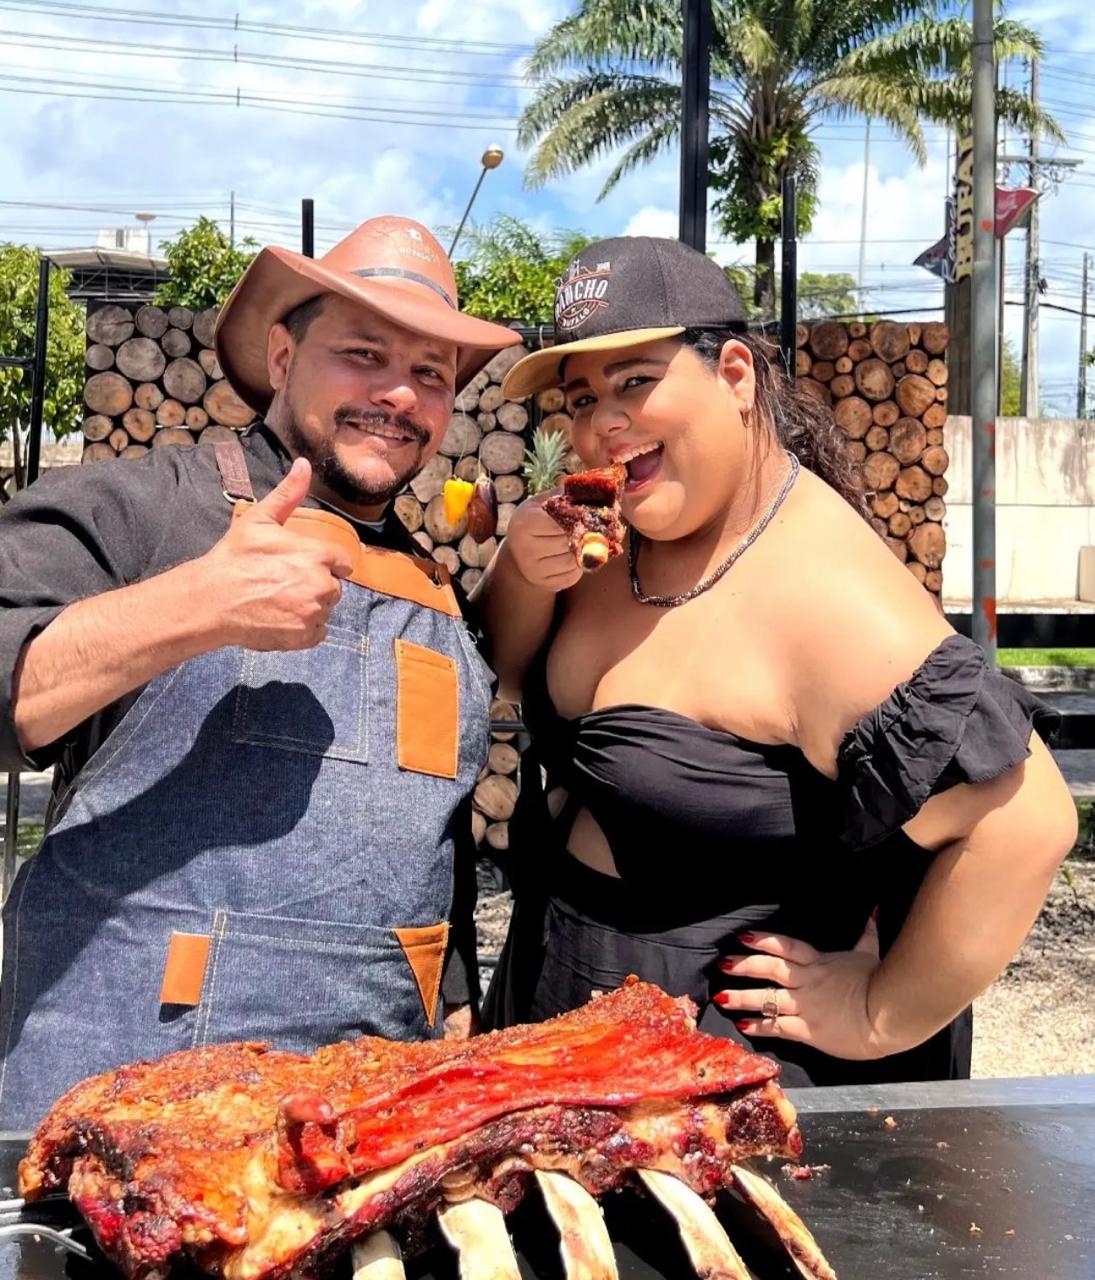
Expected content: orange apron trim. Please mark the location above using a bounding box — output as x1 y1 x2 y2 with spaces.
393 922 449 1027
159 932 211 1006
395 639 459 779
231 503 462 618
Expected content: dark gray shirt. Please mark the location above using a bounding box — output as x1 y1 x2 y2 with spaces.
0 422 480 1002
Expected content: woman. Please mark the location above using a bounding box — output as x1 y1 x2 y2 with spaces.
474 236 1075 1086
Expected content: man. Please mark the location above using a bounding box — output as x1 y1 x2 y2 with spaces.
0 216 521 1128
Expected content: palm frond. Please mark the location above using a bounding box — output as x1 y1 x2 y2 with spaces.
519 79 684 191
525 0 683 78
517 71 673 150
812 75 928 161
836 15 1044 78
598 118 684 194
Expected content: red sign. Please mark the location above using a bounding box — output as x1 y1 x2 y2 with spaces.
994 187 1037 238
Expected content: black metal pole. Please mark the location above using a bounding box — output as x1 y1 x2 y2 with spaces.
301 199 315 258
26 255 50 486
780 175 797 377
678 0 712 252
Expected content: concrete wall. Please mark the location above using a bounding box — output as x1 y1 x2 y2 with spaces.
944 416 1095 602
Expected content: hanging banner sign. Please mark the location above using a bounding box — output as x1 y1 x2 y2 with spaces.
913 133 1039 283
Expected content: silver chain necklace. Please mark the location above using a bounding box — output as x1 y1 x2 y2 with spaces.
628 451 800 608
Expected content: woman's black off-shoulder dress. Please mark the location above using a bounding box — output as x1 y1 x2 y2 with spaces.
483 634 1058 1087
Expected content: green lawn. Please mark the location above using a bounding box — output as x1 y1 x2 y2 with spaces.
997 649 1095 668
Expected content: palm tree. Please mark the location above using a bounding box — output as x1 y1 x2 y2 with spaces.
518 0 1061 315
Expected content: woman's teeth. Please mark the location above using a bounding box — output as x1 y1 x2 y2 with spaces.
622 443 664 485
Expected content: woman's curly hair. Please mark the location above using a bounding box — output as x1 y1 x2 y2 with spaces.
680 328 868 519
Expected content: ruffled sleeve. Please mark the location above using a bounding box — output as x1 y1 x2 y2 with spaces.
837 634 1060 850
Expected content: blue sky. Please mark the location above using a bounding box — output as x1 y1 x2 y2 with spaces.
1 0 1094 415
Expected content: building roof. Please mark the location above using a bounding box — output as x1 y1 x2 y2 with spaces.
49 248 170 303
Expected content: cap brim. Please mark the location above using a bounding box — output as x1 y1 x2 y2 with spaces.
501 326 686 400
215 246 523 412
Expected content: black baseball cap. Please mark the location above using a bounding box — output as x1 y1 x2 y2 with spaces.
502 236 748 400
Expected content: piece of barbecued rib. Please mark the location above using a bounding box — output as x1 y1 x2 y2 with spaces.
544 463 627 571
21 979 803 1280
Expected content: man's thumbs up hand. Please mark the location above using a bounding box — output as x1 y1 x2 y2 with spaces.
202 459 354 651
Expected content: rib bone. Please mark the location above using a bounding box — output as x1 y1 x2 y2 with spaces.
638 1169 751 1280
437 1197 521 1280
535 1169 619 1280
730 1164 837 1280
351 1231 406 1280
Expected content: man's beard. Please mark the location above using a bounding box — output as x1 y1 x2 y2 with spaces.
282 406 429 508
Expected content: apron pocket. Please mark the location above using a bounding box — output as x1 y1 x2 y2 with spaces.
194 909 431 1050
232 625 368 763
395 639 458 779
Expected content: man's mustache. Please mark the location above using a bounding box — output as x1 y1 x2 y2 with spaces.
334 408 429 446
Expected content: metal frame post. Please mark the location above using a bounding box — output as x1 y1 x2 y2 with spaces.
1079 252 1090 419
780 175 798 377
971 0 997 660
3 253 50 902
26 255 50 486
678 0 712 252
301 199 315 259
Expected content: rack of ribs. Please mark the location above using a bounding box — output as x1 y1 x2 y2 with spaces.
544 463 628 571
20 978 836 1280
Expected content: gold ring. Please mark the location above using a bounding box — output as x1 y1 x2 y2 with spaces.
761 989 781 1020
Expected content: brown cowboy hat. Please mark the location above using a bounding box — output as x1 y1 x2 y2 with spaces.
215 215 522 412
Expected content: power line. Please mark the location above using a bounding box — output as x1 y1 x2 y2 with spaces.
0 0 533 56
0 72 521 131
0 29 530 92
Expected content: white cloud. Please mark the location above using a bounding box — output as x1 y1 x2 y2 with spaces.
622 206 678 238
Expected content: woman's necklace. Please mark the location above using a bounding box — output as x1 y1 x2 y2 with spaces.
628 451 800 609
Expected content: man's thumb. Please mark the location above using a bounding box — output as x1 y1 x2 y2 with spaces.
258 457 311 525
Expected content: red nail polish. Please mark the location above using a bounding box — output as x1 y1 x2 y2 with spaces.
717 958 735 973
734 1021 751 1032
738 931 757 944
870 908 880 924
712 991 730 1007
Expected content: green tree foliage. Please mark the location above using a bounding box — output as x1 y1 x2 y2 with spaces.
798 272 859 319
519 0 1061 316
452 215 592 325
723 265 858 321
0 245 84 487
1000 337 1021 416
156 217 258 311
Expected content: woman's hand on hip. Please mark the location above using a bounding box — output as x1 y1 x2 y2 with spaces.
712 914 897 1061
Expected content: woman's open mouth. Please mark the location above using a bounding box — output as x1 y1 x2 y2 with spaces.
615 442 664 492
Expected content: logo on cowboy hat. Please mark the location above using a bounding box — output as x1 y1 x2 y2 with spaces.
555 258 612 332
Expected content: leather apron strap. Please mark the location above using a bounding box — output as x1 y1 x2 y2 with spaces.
214 439 256 502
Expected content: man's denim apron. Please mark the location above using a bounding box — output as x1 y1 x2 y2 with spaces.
0 469 492 1130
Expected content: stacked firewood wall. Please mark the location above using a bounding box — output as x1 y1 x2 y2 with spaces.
394 344 533 855
80 302 255 461
795 319 950 598
81 314 949 853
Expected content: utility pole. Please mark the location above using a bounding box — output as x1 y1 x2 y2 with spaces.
971 0 997 660
1080 252 1091 418
1020 58 1039 417
230 190 236 249
679 0 712 252
857 119 871 295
